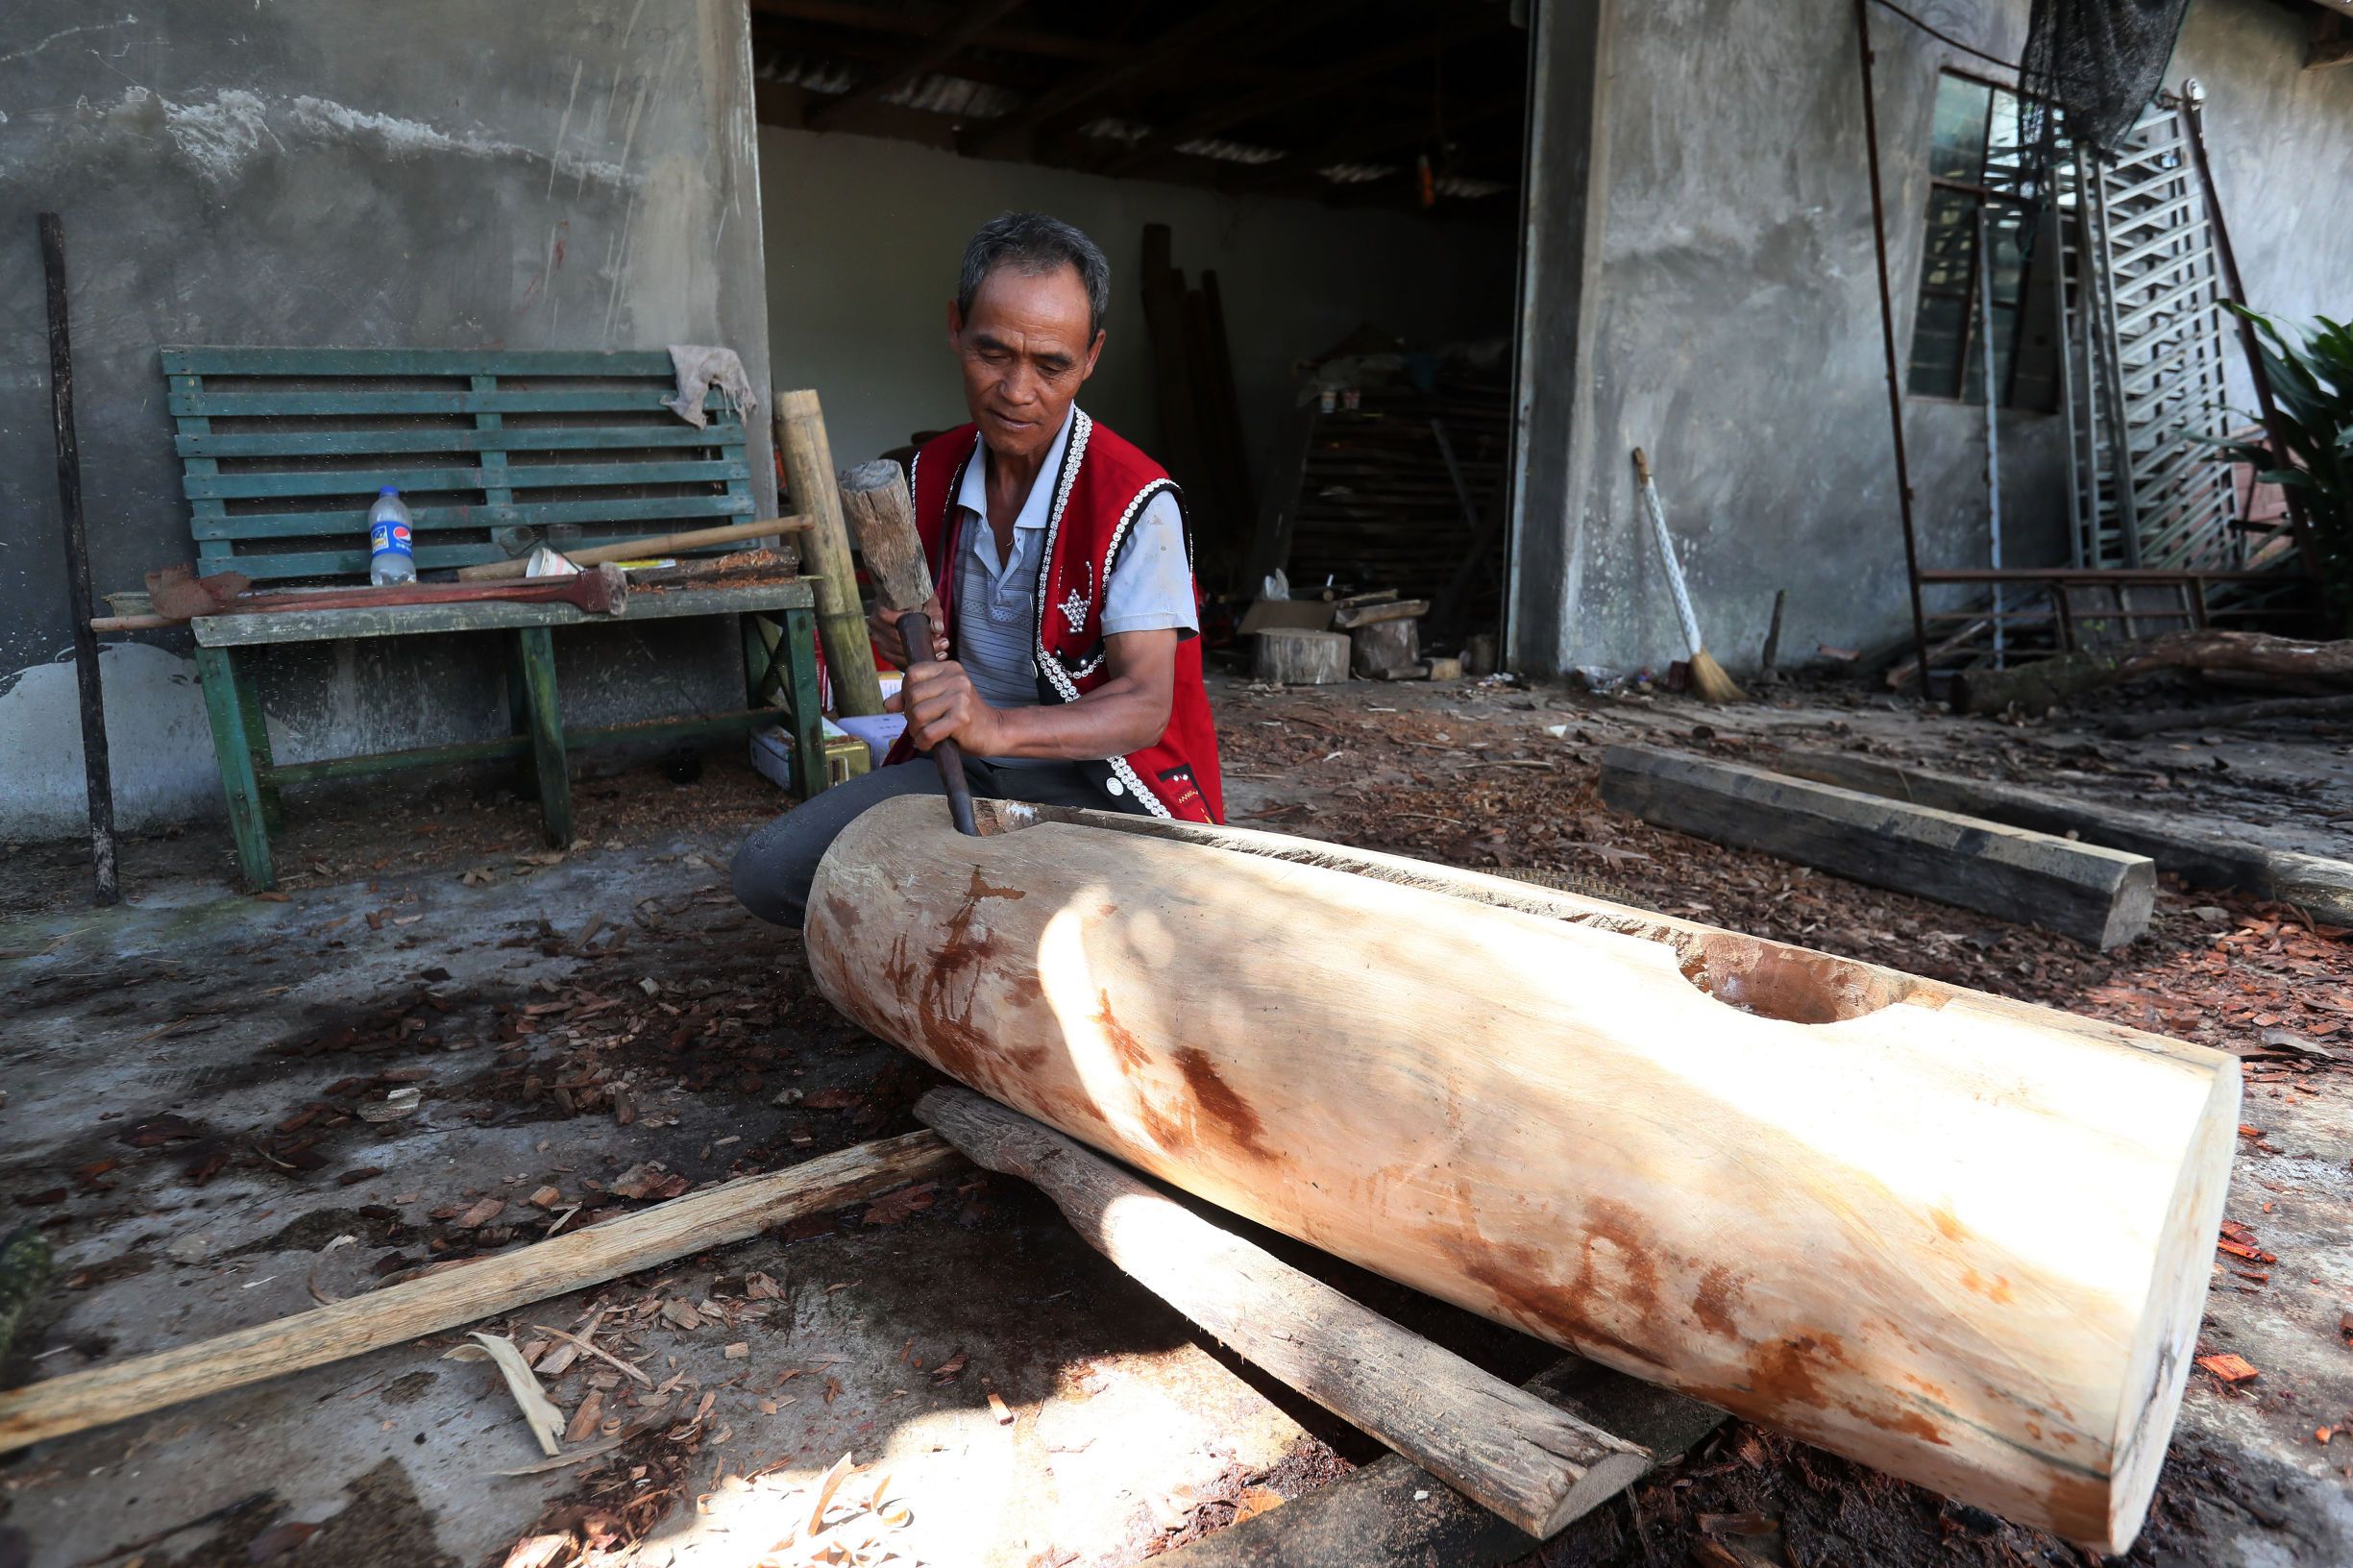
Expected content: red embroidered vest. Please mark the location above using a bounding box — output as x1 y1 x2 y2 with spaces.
886 409 1223 823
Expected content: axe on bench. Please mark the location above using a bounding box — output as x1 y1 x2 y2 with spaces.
92 563 629 631
838 459 979 837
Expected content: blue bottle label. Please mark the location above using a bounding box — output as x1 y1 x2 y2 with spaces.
371 522 414 555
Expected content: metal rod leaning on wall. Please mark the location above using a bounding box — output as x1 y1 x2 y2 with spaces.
2180 80 2323 577
1975 205 2005 663
38 212 119 908
1851 0 1933 695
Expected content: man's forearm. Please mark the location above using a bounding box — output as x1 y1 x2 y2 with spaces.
986 679 1169 760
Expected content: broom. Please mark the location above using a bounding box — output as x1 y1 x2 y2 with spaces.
1631 447 1745 703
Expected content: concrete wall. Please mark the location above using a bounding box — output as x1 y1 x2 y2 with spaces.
758 126 1518 507
1511 0 2353 677
0 0 772 841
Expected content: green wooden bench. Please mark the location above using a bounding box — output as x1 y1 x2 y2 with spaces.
163 347 826 892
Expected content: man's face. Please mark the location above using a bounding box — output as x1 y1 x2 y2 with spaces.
948 262 1104 463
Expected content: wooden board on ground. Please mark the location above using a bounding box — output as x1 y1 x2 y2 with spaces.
1254 627 1349 685
918 1087 1651 1538
803 797 2240 1553
1598 744 2156 948
1150 1356 1726 1568
1768 747 2353 926
0 1132 962 1455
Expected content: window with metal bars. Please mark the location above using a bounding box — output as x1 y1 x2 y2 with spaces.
1907 72 2067 411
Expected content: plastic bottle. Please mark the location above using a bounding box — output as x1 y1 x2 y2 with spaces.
369 487 416 585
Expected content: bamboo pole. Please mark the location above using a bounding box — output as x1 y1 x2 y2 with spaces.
775 390 886 718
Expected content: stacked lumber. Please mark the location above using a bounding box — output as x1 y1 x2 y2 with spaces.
804 797 2238 1554
1272 373 1507 623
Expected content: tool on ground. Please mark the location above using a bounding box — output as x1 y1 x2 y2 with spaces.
1630 448 1744 703
838 458 978 836
453 516 811 581
92 563 630 630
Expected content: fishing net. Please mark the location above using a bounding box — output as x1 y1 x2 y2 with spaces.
2018 0 2194 164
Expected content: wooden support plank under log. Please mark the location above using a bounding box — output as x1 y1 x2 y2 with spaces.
1598 744 2157 949
917 1086 1652 1538
0 1132 962 1455
801 797 2238 1553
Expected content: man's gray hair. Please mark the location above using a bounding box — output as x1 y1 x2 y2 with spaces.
957 211 1111 340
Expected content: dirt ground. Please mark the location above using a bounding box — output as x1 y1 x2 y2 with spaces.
2 665 2348 1568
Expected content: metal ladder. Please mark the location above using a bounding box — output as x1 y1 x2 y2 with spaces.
2064 100 2240 573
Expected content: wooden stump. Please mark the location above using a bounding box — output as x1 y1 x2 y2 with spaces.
1255 628 1350 684
1351 618 1420 677
804 797 2239 1554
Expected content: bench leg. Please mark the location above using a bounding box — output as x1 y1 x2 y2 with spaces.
504 635 542 802
194 647 275 891
743 614 784 707
514 625 574 846
780 606 828 800
229 651 284 832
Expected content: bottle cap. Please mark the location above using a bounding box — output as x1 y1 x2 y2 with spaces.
380 485 399 496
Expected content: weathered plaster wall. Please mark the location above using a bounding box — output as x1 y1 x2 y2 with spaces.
2174 0 2353 411
757 126 1518 522
0 0 772 840
1512 0 2353 677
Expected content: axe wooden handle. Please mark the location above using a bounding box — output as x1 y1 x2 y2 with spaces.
840 460 978 837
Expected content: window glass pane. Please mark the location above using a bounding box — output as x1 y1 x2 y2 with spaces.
1963 304 2024 404
1986 204 2032 310
1909 294 1970 398
1983 85 2035 195
1929 75 1993 182
1920 186 1979 296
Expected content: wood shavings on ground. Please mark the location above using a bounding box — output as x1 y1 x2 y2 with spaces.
447 1332 567 1456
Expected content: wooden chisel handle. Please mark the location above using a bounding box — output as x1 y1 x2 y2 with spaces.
894 608 979 837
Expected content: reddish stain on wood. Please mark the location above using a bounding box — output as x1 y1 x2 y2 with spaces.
1693 1264 1748 1338
1962 1268 2016 1304
1093 992 1151 1069
1173 1046 1276 1162
1930 1205 1968 1242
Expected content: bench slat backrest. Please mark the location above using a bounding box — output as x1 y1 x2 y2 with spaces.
163 348 754 581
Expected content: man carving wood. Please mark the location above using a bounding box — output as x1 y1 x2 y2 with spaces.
735 212 1222 926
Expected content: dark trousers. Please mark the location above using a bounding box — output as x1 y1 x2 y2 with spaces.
732 756 1135 928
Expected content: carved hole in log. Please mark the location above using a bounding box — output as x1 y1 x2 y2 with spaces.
990 802 1918 1025
1667 933 1915 1023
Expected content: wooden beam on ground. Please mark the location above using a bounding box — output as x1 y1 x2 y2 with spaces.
916 1088 1652 1538
1150 1357 1725 1568
1598 744 2156 948
774 389 886 720
1768 747 2353 926
805 0 1029 131
0 1132 962 1456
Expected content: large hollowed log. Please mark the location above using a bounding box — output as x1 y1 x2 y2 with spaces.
803 798 2239 1553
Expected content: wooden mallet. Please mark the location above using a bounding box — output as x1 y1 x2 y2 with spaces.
838 460 978 836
